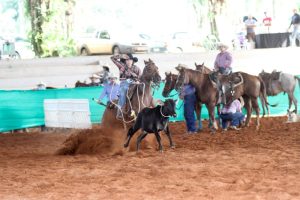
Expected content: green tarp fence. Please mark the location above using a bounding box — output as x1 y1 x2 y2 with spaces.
1 83 299 132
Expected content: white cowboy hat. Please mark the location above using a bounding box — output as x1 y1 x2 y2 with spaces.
108 72 118 79
217 42 229 50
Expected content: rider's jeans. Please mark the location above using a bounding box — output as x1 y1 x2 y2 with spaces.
219 67 232 75
118 80 130 108
290 25 300 47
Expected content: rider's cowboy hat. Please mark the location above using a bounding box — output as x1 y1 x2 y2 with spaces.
121 53 138 63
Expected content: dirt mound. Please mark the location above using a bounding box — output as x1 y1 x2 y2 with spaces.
56 126 162 155
56 127 126 156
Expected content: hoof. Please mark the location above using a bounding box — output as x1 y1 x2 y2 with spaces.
170 145 176 149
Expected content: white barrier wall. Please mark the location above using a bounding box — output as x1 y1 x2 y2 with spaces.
44 99 91 129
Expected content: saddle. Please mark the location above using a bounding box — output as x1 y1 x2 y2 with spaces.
122 83 145 119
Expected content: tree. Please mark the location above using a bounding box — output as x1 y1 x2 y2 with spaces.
24 0 76 57
192 0 225 39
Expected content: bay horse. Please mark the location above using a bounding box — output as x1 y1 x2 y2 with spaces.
101 59 161 131
195 62 272 129
259 70 300 113
162 72 203 131
174 66 219 132
214 72 273 130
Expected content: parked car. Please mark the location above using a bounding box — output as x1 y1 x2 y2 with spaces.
166 32 201 53
138 33 167 53
76 30 148 55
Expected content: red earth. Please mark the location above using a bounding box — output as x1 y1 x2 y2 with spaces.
0 116 299 200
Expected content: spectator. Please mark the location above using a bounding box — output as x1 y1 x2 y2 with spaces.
89 74 101 86
100 66 110 84
287 8 300 47
244 15 257 43
96 72 119 105
263 11 272 33
180 84 197 134
220 98 245 131
111 53 141 118
214 42 233 75
36 81 46 90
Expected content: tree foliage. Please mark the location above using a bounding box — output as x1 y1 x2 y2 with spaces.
192 0 225 39
24 0 76 57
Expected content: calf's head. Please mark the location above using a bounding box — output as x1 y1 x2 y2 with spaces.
163 99 177 117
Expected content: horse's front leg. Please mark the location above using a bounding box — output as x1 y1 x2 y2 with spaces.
195 102 202 132
207 103 218 133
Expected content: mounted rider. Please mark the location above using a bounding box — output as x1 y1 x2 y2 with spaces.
214 42 233 75
111 53 141 119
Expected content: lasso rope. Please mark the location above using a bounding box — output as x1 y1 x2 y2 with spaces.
109 81 146 124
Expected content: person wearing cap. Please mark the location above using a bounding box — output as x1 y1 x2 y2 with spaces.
89 74 101 86
36 81 46 90
214 43 233 75
287 8 300 47
111 53 141 118
219 98 245 131
244 15 257 43
97 72 120 105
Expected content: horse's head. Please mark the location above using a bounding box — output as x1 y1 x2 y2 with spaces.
141 59 161 87
162 72 178 97
220 73 244 105
195 62 212 74
174 64 189 92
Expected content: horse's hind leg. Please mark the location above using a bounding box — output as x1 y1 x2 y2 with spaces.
244 96 252 127
252 98 260 130
136 131 148 152
288 92 298 113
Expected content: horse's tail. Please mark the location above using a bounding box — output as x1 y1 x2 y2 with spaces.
294 76 300 89
259 76 278 117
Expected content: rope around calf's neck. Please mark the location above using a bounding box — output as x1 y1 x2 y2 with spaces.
160 106 172 118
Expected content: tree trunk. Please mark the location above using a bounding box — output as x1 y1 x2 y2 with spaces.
28 0 44 57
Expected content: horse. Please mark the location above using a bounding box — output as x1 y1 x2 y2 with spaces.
259 70 300 113
74 81 100 88
214 72 273 130
101 58 161 132
162 72 203 131
194 62 272 129
174 66 219 132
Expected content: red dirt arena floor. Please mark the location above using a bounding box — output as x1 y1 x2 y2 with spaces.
0 116 299 200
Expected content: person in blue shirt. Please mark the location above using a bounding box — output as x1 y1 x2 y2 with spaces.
180 84 197 134
97 72 120 106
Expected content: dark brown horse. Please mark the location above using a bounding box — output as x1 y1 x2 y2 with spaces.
75 81 100 87
101 59 161 131
174 66 219 132
259 70 300 113
162 72 203 131
215 72 272 129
